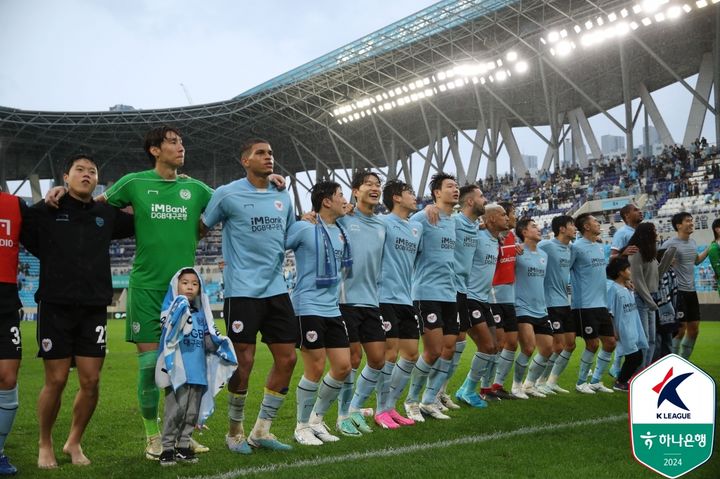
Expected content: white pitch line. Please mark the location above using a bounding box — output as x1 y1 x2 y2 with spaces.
183 414 626 479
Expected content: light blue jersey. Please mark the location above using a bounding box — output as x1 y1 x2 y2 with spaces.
378 213 422 305
179 308 209 387
286 221 346 317
338 211 385 307
202 178 295 298
454 213 479 294
570 236 608 309
467 228 499 302
611 224 635 252
538 238 571 307
514 247 548 318
411 210 456 302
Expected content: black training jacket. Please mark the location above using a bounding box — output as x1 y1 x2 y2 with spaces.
22 196 134 306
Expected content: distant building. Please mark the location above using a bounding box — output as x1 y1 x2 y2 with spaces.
109 104 136 112
601 135 625 156
522 154 538 175
562 139 572 166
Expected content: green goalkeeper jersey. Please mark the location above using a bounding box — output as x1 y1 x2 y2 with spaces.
104 169 213 290
708 241 720 296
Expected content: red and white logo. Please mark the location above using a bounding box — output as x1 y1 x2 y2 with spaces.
41 338 53 352
232 321 244 333
306 331 318 343
274 200 284 211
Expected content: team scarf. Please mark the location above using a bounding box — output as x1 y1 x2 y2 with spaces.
315 217 352 287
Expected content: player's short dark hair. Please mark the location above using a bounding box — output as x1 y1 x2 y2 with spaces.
498 201 514 216
619 204 636 223
429 172 456 201
382 179 413 211
551 215 574 237
458 184 480 206
64 153 97 174
144 126 182 165
515 217 534 242
606 257 630 280
350 170 381 190
240 138 271 160
575 213 593 232
671 212 692 231
311 181 341 213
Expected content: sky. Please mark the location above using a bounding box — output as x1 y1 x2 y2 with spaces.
1 0 717 201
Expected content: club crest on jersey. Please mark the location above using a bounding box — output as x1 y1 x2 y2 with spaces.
274 200 283 211
95 217 104 227
180 189 192 200
132 322 141 334
412 228 418 237
426 313 437 324
41 338 53 352
472 309 482 319
306 330 318 343
232 321 244 333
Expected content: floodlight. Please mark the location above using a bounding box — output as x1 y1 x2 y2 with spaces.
682 4 693 12
620 8 629 17
447 81 455 90
547 31 560 43
454 78 464 87
596 17 604 26
630 21 640 29
696 0 708 6
654 12 666 21
642 17 652 25
506 51 518 62
495 71 507 81
423 78 430 85
337 120 342 125
496 59 503 67
480 77 486 84
574 25 582 33
560 29 568 38
515 61 529 73
424 88 433 96
633 5 643 14
556 40 573 56
585 20 594 30
616 22 630 35
667 6 682 18
439 84 447 92
415 80 424 88
471 76 479 84
608 12 618 22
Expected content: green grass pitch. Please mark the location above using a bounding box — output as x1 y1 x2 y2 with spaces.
8 320 720 478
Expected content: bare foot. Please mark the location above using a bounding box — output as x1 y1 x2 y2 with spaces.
38 444 58 469
63 442 91 466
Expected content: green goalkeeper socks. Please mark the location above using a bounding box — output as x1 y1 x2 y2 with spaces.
138 350 160 437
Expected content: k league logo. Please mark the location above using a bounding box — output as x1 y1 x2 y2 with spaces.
629 354 715 478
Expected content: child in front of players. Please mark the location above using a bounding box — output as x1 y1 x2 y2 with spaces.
158 268 213 466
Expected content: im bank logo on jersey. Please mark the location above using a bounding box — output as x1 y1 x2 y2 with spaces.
629 354 715 478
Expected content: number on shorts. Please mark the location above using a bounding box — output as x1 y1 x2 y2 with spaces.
95 325 106 344
10 326 20 345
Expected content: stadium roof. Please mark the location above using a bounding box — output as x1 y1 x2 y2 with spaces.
1 0 717 200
